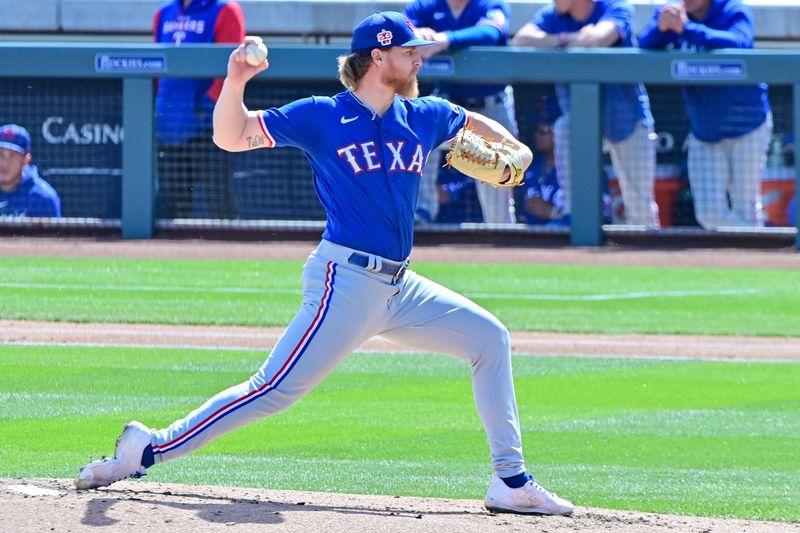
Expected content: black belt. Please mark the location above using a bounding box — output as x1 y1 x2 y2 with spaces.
347 252 409 284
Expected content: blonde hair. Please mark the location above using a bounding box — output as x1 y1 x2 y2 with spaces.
337 52 373 91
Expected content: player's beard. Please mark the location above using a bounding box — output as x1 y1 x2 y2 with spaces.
382 62 420 99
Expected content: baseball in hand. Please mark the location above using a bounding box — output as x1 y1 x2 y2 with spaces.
245 42 268 66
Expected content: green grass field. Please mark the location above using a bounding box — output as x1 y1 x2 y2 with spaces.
1 256 799 522
1 256 799 335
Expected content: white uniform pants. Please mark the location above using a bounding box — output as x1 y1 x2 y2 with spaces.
687 115 772 229
555 114 659 228
150 240 526 478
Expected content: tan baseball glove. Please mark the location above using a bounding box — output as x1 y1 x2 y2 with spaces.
443 127 525 187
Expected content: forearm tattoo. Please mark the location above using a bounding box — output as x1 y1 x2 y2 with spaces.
246 135 268 148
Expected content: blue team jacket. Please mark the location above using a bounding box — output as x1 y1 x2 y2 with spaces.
405 0 510 101
154 0 234 144
531 0 653 143
0 165 61 217
638 0 770 142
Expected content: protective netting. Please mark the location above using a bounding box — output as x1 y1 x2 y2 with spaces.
0 77 793 229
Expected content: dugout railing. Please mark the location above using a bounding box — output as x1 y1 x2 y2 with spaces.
0 43 798 248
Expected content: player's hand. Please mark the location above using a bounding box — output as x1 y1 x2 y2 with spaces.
418 32 449 59
227 36 269 84
657 9 671 32
414 27 438 41
659 6 677 30
676 4 689 30
659 4 686 33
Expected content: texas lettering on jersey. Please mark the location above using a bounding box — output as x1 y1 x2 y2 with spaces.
336 141 426 175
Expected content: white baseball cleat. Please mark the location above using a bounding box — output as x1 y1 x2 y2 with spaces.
484 474 574 516
75 420 152 490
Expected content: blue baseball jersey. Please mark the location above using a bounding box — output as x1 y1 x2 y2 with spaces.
638 0 769 143
0 164 61 217
405 0 510 101
531 0 653 142
154 0 244 144
520 155 562 225
257 92 467 260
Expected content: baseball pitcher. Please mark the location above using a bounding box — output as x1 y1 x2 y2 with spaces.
75 11 573 517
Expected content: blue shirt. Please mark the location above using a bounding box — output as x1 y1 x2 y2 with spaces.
531 0 653 142
258 92 467 260
0 165 61 217
154 0 242 144
405 0 510 101
638 0 769 142
520 155 562 225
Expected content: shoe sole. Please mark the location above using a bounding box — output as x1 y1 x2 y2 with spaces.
485 504 573 517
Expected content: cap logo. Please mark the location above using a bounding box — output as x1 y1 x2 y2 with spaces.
1 129 13 139
377 29 393 46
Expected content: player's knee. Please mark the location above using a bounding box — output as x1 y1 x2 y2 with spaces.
481 319 511 357
467 321 511 371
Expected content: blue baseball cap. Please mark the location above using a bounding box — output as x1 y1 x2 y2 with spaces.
0 124 31 155
351 11 436 53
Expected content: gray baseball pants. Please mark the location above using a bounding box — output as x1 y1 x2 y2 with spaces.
150 239 526 478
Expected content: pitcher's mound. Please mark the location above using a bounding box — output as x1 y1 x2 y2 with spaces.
3 478 797 532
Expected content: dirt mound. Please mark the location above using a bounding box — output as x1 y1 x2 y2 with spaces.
4 478 798 532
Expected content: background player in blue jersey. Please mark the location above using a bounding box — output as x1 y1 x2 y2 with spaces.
512 0 660 228
639 0 772 229
405 0 518 224
516 97 569 226
154 0 245 219
0 124 61 218
75 11 574 517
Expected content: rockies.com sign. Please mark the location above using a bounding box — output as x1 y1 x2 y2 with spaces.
95 54 167 73
671 60 747 80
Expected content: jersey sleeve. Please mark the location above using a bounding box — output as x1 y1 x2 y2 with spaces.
599 0 633 43
152 9 161 42
29 179 62 217
447 24 504 48
478 0 510 35
530 4 557 34
681 9 754 49
256 97 320 150
207 2 246 102
637 8 674 49
214 2 246 44
404 0 432 28
42 194 61 218
447 0 508 48
424 96 469 146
